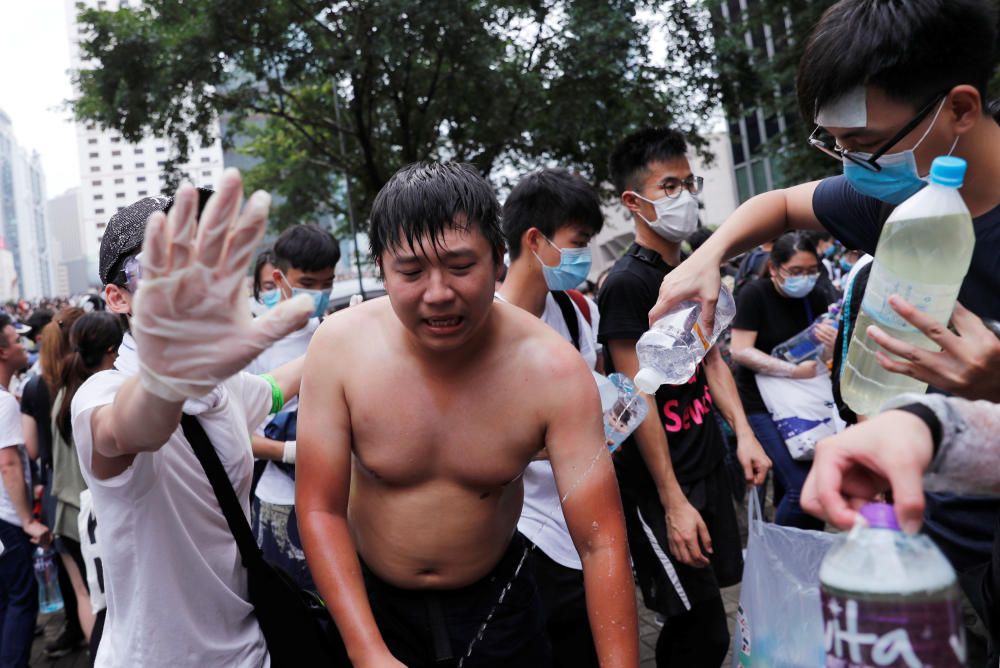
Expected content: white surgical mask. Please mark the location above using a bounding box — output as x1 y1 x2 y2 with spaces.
631 190 700 242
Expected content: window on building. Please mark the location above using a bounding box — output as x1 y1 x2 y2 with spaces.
135 148 143 155
746 113 762 155
97 222 106 229
114 178 124 184
117 207 124 212
135 162 145 168
97 235 103 243
157 161 166 167
751 159 769 195
95 208 105 215
113 164 122 171
136 176 146 182
155 146 165 153
729 121 745 165
735 166 751 204
94 194 103 201
90 166 99 172
116 192 126 199
201 156 211 163
87 138 97 145
91 180 102 186
88 152 98 158
202 170 212 177
111 150 121 156
138 190 148 196
110 136 120 143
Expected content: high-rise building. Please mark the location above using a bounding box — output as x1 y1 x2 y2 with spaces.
0 110 56 300
48 187 90 295
65 0 225 284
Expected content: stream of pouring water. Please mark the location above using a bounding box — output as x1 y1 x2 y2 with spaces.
458 391 644 666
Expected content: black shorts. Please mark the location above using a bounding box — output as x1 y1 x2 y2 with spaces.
360 535 552 668
619 460 743 618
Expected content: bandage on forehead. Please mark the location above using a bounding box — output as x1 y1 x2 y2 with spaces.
815 86 868 129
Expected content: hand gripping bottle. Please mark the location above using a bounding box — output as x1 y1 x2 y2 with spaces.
841 156 975 415
819 503 965 667
34 546 64 614
634 285 736 393
771 303 841 364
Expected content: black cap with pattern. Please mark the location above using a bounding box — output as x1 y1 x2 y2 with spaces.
98 188 214 286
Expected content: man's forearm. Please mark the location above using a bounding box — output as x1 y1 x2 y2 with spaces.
0 459 31 524
251 434 285 461
107 376 184 455
580 542 639 668
299 510 392 664
266 355 305 403
704 348 752 437
632 394 685 508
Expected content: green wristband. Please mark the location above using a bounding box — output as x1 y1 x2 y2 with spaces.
260 374 284 414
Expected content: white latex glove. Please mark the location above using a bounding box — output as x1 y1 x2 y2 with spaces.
132 170 313 401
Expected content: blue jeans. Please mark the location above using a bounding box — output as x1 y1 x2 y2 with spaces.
747 413 823 531
0 519 38 668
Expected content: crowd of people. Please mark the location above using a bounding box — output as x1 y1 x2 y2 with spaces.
1 0 1000 667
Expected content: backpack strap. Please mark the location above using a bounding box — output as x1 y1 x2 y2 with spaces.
551 291 581 351
181 414 263 570
565 289 592 326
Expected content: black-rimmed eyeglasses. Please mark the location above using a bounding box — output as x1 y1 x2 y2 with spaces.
808 93 946 173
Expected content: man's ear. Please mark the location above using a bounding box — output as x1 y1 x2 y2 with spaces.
620 191 643 215
523 227 545 254
272 269 293 300
104 284 131 316
947 84 983 136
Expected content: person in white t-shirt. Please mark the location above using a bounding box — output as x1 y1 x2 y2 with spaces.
246 224 339 591
71 172 313 668
497 168 605 668
0 313 47 668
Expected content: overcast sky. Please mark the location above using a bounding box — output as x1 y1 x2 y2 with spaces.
0 0 79 198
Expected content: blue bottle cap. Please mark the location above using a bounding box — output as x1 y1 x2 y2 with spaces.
929 156 967 188
860 502 901 531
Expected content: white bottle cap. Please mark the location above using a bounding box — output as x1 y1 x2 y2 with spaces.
634 368 667 395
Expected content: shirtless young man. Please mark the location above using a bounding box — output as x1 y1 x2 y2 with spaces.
297 162 638 668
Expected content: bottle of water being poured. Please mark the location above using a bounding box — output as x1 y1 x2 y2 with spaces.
634 285 736 393
34 546 64 614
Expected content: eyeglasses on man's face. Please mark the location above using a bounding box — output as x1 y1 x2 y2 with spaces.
657 175 704 199
807 92 946 173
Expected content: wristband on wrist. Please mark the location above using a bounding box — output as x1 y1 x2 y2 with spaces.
894 403 943 458
260 374 284 414
282 441 296 464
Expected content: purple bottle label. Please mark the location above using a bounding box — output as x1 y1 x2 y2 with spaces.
820 590 965 667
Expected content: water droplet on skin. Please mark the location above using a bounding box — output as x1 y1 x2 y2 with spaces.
591 521 599 531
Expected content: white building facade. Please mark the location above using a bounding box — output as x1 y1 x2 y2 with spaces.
66 0 226 284
0 110 56 300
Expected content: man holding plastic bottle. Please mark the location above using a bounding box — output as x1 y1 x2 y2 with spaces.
650 0 1000 660
598 126 770 667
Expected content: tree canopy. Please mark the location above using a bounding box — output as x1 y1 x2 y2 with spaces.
72 0 720 230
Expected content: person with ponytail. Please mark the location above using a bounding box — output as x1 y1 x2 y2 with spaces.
49 311 124 645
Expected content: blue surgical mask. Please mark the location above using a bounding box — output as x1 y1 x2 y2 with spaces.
534 236 592 291
781 275 818 298
823 245 836 259
842 99 953 205
259 289 280 309
839 258 854 274
292 288 331 318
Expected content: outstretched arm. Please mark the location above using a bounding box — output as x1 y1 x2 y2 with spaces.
649 181 823 330
88 172 311 469
546 350 638 668
296 324 403 668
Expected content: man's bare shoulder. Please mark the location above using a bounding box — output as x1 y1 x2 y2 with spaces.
311 296 395 349
493 301 592 381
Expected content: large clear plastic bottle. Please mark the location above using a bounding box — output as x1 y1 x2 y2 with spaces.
34 546 64 614
819 503 965 667
841 156 975 415
601 373 648 452
771 303 840 364
634 285 736 393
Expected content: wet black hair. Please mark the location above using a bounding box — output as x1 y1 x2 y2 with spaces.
273 224 341 274
798 0 998 122
253 249 278 300
608 126 689 194
502 168 604 260
369 162 504 268
769 231 819 268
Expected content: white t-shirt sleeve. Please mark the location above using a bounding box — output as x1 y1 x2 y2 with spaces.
71 370 157 490
583 295 601 356
225 372 273 433
0 392 23 448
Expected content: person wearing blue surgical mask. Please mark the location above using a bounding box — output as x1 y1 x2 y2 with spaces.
250 250 280 317
244 223 340 593
497 167 606 668
730 231 838 532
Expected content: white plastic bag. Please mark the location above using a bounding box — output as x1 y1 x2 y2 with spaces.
755 371 844 460
733 492 834 668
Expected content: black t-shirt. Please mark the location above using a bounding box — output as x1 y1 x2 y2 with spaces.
814 174 1000 568
731 277 830 415
814 175 1000 320
597 244 725 487
20 374 52 475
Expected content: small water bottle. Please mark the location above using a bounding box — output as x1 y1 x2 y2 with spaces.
771 304 841 364
601 373 648 453
819 503 965 667
634 285 736 393
34 546 64 614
